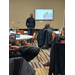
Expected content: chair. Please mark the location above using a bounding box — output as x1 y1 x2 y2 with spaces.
31 32 36 43
17 30 24 35
52 33 56 40
21 32 36 46
9 57 35 75
62 32 65 36
49 43 65 75
16 30 24 45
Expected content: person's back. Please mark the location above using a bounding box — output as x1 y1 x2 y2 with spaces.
47 27 53 33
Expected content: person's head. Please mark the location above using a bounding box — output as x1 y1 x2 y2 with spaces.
47 24 50 28
62 26 65 36
9 37 17 46
45 23 50 29
30 13 33 18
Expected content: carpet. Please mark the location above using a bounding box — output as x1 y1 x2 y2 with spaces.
29 40 51 75
29 49 50 68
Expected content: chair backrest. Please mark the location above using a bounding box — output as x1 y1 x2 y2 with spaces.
55 43 65 74
17 30 24 35
31 32 36 43
49 42 65 75
52 33 56 40
9 57 35 75
62 32 65 36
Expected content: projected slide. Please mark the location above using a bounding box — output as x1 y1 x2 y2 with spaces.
35 9 53 20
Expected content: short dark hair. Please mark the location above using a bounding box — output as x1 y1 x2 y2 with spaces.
45 23 50 29
9 37 17 46
45 23 50 27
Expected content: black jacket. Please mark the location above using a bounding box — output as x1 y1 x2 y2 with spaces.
53 35 65 44
37 29 52 48
9 57 35 75
44 30 52 48
37 29 47 47
49 42 65 75
26 18 35 29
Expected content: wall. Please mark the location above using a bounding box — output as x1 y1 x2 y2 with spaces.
9 0 65 29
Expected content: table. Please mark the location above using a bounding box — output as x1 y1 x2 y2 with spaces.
53 31 61 35
16 35 33 41
9 31 15 34
9 31 28 34
24 31 28 34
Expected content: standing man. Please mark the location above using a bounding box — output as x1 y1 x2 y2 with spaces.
26 13 35 43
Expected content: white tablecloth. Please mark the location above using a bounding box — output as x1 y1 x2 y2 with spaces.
9 31 28 34
16 35 33 41
53 31 61 35
9 31 15 34
24 31 28 34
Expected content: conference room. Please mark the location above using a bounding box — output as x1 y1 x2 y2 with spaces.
9 0 65 75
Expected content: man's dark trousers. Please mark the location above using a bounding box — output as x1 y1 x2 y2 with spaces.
27 28 34 43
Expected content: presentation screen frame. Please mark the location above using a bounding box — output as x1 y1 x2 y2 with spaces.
35 9 53 21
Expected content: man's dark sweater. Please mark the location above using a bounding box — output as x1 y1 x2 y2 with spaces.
26 18 35 29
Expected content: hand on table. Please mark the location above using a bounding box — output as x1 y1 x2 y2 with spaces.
9 44 19 54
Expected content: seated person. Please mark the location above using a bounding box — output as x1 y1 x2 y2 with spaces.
43 23 53 33
9 36 40 62
43 23 53 41
43 26 65 66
